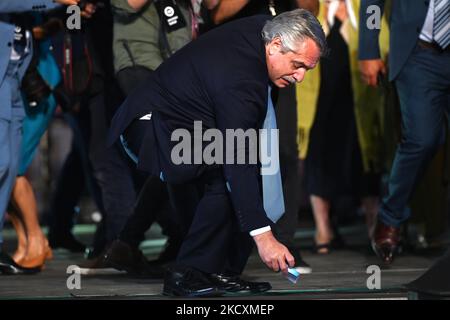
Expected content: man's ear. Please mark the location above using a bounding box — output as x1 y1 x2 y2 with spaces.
268 37 282 55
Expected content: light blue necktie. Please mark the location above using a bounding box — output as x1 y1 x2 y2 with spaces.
434 0 450 49
260 86 285 223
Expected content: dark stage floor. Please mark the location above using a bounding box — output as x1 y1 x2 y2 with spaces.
0 223 447 300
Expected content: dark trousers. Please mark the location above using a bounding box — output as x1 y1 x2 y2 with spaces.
102 66 159 246
48 95 105 240
380 44 450 227
118 171 197 249
176 169 254 275
118 176 179 247
115 66 187 247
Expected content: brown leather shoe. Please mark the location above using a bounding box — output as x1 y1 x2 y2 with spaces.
371 220 401 265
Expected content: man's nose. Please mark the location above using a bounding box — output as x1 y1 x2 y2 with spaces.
293 69 306 82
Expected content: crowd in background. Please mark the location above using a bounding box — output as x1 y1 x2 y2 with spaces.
0 0 448 279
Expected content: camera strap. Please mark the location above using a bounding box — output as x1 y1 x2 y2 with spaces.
63 33 74 93
153 0 191 60
62 31 93 95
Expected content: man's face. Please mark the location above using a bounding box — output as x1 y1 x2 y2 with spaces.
266 37 321 88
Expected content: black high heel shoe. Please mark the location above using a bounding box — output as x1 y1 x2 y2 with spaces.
313 242 332 254
0 251 41 275
313 232 346 254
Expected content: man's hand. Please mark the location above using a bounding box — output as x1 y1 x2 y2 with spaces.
358 59 386 87
54 0 80 5
127 0 150 11
253 231 295 272
81 3 96 18
211 0 250 25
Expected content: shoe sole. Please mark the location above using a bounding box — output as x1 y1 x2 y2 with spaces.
76 266 126 275
106 259 165 279
0 264 41 275
162 287 225 298
227 287 272 294
295 266 312 274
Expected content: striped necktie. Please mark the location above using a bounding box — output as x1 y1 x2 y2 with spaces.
434 0 450 49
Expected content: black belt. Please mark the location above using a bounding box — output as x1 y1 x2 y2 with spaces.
417 39 449 53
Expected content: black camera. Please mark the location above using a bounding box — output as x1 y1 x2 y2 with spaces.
20 17 65 108
21 51 51 108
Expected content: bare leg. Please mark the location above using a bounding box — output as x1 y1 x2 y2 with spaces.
310 195 334 254
7 211 27 263
11 176 52 268
361 196 379 239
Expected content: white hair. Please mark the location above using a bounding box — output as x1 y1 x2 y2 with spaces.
262 9 327 55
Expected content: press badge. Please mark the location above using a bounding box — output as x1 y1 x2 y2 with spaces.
156 0 187 33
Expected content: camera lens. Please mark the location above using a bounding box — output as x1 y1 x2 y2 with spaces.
21 67 51 107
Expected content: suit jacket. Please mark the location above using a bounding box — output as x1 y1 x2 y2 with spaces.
358 0 429 81
109 15 274 232
0 0 59 120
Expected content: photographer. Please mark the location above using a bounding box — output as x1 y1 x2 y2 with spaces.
112 0 218 91
46 1 116 256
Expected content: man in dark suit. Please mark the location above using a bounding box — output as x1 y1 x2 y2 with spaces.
359 0 450 265
211 0 314 275
109 9 326 297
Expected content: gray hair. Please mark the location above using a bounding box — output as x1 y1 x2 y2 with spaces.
262 9 327 56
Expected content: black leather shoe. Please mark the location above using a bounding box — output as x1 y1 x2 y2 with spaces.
0 252 41 275
163 266 225 297
208 274 272 293
103 240 165 278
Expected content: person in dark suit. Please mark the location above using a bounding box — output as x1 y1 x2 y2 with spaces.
211 0 314 274
358 0 449 265
108 9 326 297
0 0 79 275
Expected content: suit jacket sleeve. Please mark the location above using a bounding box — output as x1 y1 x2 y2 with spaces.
213 80 273 233
358 0 386 60
0 0 60 13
